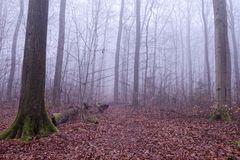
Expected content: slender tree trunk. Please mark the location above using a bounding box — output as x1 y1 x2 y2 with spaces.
153 19 158 98
114 0 124 103
97 6 110 102
133 0 141 108
124 25 131 105
0 0 57 141
90 0 101 104
53 0 66 105
213 0 232 106
186 2 193 102
201 0 211 99
0 0 4 53
229 0 240 104
144 4 153 107
6 0 24 101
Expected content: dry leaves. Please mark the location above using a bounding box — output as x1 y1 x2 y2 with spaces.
0 106 239 160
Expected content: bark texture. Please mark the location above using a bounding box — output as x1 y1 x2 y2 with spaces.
213 0 232 106
0 0 57 141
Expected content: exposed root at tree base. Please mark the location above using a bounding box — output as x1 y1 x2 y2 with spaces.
0 116 57 141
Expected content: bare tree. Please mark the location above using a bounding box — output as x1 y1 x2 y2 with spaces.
6 0 24 101
186 1 193 102
133 0 141 108
143 1 154 107
0 0 57 141
114 0 124 103
90 0 101 104
228 0 240 104
53 0 66 105
201 0 211 98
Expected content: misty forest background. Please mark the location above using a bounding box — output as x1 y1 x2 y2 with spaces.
0 0 239 111
0 0 240 159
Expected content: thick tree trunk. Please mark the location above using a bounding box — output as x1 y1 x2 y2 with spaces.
114 0 124 103
213 0 232 106
133 0 141 108
6 0 24 101
53 0 66 105
0 0 57 141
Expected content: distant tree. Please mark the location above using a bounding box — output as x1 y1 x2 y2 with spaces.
90 0 101 103
201 0 211 98
143 2 154 107
53 0 66 105
114 0 124 103
212 0 232 106
6 0 24 101
228 0 240 104
133 0 141 108
0 0 7 54
0 0 57 141
186 1 193 102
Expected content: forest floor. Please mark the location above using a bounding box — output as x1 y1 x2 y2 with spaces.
0 106 240 160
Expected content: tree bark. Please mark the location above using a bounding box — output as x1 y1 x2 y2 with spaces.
0 0 57 141
133 0 141 108
53 0 66 105
6 0 24 101
114 0 124 103
213 0 232 106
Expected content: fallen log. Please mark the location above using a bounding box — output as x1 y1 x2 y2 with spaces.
97 103 109 113
51 106 79 126
51 103 109 126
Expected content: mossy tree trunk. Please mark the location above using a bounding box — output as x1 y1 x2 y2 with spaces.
0 0 57 141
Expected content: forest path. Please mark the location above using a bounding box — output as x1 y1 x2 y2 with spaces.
0 106 239 160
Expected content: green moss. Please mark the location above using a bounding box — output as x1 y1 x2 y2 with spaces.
230 140 240 146
53 113 61 119
41 117 58 136
87 116 99 124
0 115 57 142
0 124 15 140
21 116 32 141
210 105 231 122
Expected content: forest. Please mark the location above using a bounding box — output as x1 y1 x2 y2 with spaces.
0 0 240 159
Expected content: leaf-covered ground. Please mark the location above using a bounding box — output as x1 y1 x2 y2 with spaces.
0 106 239 160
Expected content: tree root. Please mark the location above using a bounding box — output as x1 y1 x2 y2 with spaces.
0 116 57 141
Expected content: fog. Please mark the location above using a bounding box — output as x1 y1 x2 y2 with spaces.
0 0 240 109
